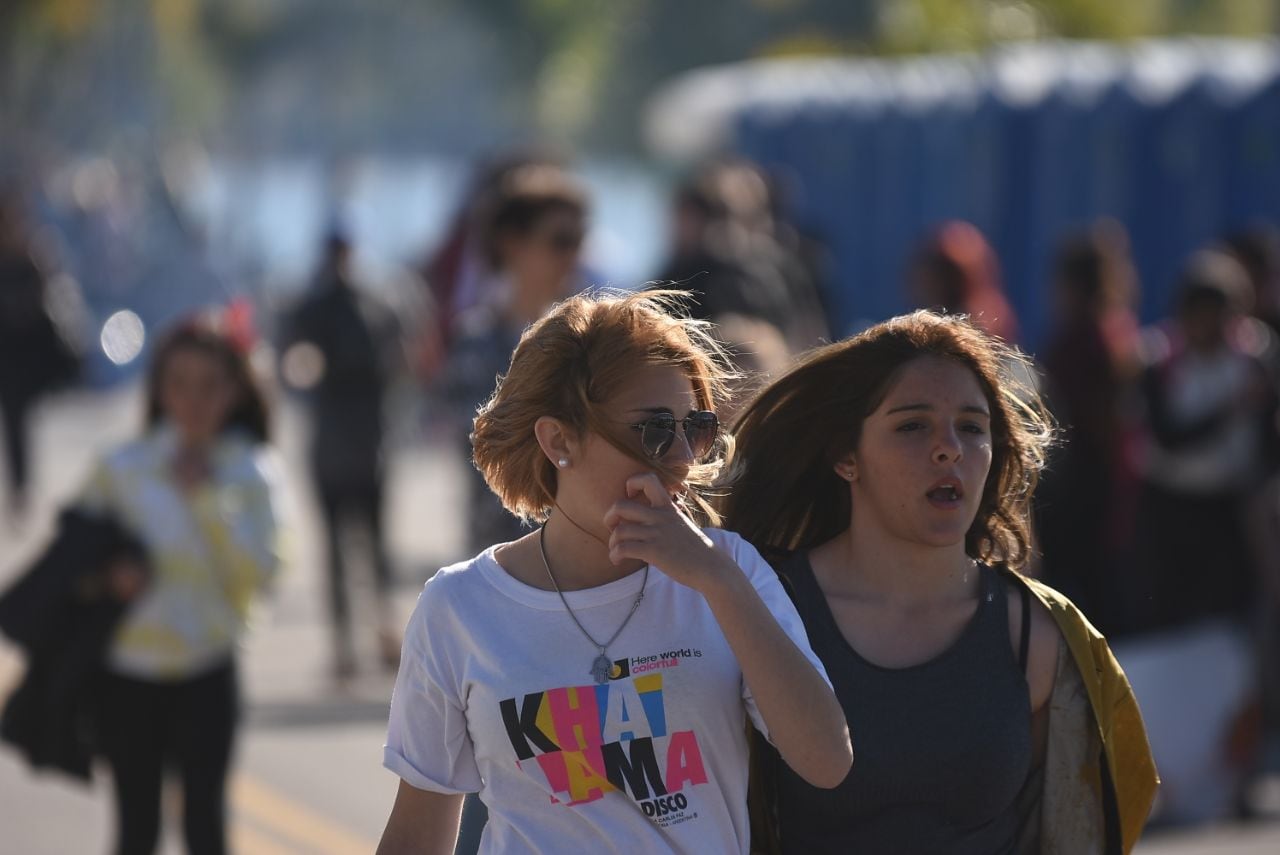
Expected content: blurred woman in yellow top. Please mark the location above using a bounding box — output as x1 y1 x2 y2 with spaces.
79 317 284 855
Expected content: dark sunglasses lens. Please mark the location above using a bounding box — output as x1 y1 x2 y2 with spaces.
684 412 719 458
548 230 583 252
640 415 677 459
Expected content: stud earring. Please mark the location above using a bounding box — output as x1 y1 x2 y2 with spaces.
558 458 569 469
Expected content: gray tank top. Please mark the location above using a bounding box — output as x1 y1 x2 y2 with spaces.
772 554 1033 855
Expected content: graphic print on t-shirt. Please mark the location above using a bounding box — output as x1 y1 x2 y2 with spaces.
499 647 708 827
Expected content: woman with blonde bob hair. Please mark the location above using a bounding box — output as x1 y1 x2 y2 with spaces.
377 290 850 854
722 311 1158 854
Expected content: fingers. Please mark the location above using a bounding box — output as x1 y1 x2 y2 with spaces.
605 500 682 565
603 497 664 530
608 521 653 564
625 473 673 509
606 474 690 565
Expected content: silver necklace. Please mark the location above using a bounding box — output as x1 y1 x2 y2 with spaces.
539 524 648 684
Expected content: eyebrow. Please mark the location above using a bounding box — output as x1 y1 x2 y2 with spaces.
885 403 991 417
627 406 677 415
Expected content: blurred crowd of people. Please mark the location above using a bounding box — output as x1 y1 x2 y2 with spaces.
2 146 1280 845
906 213 1280 825
1035 226 1280 825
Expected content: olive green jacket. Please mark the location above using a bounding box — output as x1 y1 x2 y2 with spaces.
1013 571 1159 855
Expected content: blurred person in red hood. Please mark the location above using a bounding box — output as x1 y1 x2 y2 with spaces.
908 220 1020 346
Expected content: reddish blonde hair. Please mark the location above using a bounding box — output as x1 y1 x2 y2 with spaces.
472 290 734 525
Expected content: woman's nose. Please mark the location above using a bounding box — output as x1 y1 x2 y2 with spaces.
933 429 963 464
668 429 697 466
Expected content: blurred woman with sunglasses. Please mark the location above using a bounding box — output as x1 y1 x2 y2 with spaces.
721 311 1158 854
377 290 850 854
438 163 592 557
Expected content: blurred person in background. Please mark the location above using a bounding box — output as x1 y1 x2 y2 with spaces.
280 229 403 679
0 189 81 525
656 157 829 352
421 149 567 352
439 163 590 560
710 313 792 427
1135 249 1278 633
1223 226 1280 347
83 318 282 855
1222 225 1280 809
1122 249 1280 825
1037 221 1144 638
907 220 1020 346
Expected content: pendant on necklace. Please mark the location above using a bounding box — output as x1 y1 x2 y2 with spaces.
591 652 614 684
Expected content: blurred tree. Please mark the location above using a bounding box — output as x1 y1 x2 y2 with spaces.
540 0 1280 149
0 0 96 170
873 0 1278 54
1 0 1276 166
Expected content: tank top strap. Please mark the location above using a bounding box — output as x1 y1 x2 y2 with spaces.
973 563 1020 667
978 562 1005 612
1016 576 1032 674
984 566 1036 676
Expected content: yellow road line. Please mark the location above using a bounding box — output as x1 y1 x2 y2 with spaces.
232 772 376 855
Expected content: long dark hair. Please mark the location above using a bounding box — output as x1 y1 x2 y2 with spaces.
719 310 1052 569
145 317 270 443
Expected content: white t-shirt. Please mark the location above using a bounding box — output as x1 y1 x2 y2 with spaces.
384 528 828 855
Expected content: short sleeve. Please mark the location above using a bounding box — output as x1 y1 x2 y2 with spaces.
711 529 830 741
383 587 483 794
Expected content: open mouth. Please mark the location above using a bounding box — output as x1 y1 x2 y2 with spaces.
926 481 964 505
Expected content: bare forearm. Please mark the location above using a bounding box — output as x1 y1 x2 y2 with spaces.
701 562 853 788
599 479 852 786
376 782 463 855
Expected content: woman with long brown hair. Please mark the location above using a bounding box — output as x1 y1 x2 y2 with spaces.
722 311 1157 854
376 290 850 854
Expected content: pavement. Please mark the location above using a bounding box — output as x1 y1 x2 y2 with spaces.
1 384 1279 853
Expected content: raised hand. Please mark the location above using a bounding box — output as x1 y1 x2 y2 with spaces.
602 472 733 593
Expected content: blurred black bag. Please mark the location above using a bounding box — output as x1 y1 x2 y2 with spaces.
0 508 147 780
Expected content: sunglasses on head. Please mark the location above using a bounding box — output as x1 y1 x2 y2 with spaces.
628 410 720 460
